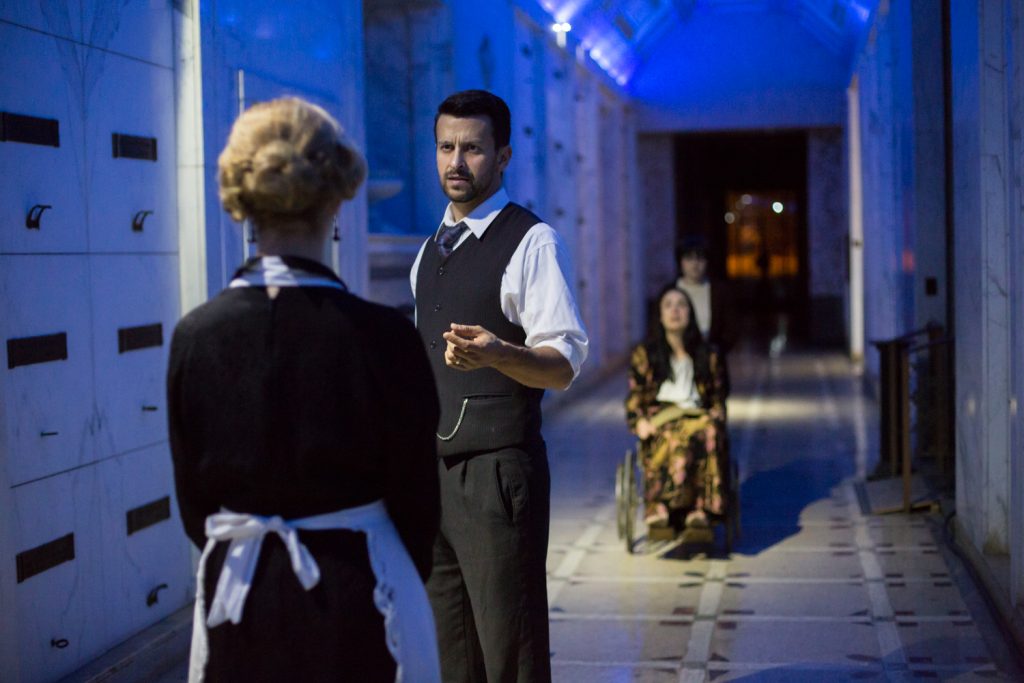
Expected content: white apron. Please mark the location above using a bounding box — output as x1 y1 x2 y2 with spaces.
189 260 439 681
187 500 441 683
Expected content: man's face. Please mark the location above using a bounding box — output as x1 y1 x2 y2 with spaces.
435 114 510 205
680 252 708 283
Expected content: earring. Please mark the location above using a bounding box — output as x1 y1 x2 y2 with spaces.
246 220 257 244
332 216 340 242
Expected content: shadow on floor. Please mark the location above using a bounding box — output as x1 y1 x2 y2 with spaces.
647 456 849 561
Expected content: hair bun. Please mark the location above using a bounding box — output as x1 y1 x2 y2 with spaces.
218 97 367 226
244 139 322 215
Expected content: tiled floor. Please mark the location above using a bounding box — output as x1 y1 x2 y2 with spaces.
147 350 1020 682
545 351 1022 682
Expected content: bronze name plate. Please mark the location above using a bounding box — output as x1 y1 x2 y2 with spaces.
1 112 60 147
126 496 171 535
118 324 163 353
7 332 68 369
112 133 157 161
17 533 75 583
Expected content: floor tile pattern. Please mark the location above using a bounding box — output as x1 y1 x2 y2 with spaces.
545 352 1021 682
148 351 1021 682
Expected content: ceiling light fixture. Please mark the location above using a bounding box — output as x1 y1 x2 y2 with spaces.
551 22 572 48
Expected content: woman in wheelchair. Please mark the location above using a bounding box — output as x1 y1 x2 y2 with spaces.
626 285 729 542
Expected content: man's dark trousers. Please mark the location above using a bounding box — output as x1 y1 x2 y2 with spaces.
427 441 551 683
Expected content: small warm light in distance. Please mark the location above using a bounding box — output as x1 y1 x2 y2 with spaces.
740 194 752 205
772 201 784 214
724 212 736 224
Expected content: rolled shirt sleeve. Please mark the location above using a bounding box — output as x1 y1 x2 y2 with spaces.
501 223 589 382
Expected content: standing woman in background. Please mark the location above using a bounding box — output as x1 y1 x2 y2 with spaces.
167 97 441 682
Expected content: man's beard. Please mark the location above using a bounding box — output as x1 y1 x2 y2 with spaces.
442 167 494 203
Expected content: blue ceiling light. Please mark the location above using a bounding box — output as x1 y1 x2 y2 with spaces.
551 21 572 48
527 0 658 90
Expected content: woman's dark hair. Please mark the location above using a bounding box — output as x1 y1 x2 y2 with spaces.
645 284 712 393
434 90 511 150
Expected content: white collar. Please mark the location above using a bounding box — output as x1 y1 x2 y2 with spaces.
229 256 346 290
437 187 511 240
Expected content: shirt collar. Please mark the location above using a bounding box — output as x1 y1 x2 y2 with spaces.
231 255 348 290
438 187 510 240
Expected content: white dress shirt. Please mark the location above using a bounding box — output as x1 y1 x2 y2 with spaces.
410 188 589 381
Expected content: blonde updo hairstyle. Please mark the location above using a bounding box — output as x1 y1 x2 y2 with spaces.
218 97 367 230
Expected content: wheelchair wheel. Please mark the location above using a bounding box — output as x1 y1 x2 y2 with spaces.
615 457 627 540
622 449 638 553
725 460 741 553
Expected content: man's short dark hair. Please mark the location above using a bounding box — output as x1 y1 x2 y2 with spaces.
435 90 511 150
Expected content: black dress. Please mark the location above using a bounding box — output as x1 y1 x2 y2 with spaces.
167 256 440 682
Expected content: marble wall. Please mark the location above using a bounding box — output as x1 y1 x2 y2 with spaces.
852 0 1024 630
0 2 192 680
511 9 646 368
908 0 948 331
363 2 452 235
852 0 914 376
1009 0 1024 609
950 0 1017 575
636 135 677 307
806 128 849 344
852 0 951 367
198 0 369 295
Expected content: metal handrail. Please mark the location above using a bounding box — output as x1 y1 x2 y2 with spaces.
907 336 954 355
873 325 952 515
871 325 943 347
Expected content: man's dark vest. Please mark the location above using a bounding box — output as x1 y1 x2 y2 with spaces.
416 202 545 458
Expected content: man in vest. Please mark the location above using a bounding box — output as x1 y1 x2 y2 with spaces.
410 90 588 682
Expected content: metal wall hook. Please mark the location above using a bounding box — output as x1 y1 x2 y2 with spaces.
132 210 153 232
146 583 168 607
26 204 51 229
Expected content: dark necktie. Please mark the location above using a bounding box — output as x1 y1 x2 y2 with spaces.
436 221 468 259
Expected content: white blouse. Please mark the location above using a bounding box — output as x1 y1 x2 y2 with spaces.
655 355 702 409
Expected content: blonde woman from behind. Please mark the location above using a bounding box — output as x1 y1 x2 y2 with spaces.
168 97 441 682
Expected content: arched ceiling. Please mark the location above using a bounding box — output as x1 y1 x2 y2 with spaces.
534 0 877 129
537 0 874 83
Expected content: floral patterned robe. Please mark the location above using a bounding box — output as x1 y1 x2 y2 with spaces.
625 344 729 523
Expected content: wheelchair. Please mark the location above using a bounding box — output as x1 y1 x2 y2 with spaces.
615 429 740 554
